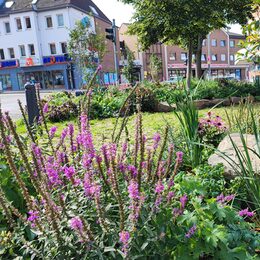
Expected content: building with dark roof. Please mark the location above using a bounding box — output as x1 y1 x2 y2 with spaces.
0 0 117 91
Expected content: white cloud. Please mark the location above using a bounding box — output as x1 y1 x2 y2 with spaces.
92 0 134 26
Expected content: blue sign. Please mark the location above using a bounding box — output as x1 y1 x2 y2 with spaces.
0 60 18 69
81 17 90 28
43 55 71 65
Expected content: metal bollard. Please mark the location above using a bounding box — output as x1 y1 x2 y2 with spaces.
25 83 39 126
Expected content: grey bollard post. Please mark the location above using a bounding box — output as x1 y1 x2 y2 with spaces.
25 83 39 126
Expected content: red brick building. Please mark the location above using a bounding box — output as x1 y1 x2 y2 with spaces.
119 25 250 82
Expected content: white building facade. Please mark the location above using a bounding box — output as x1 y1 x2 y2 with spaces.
0 0 110 91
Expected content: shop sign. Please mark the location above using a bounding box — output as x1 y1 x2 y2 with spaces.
0 60 19 69
43 55 71 65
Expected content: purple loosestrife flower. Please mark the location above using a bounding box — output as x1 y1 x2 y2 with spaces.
153 133 161 150
128 165 137 178
155 181 164 194
128 180 139 199
43 103 49 113
80 114 88 131
63 166 76 180
167 191 175 202
176 151 184 163
180 194 188 209
119 231 130 255
28 210 39 227
70 217 83 232
61 128 68 141
49 126 57 139
185 225 197 238
68 124 74 136
217 194 235 204
239 208 254 218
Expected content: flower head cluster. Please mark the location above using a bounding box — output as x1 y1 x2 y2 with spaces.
153 133 161 150
70 217 83 232
239 208 254 218
27 210 39 227
128 180 139 199
49 126 57 139
216 194 235 204
119 231 130 255
185 225 197 238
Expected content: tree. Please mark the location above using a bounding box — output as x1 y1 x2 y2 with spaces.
149 54 162 82
68 20 106 87
122 47 136 84
120 0 254 89
239 0 260 64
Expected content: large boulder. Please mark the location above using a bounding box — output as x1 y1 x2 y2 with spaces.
208 133 260 178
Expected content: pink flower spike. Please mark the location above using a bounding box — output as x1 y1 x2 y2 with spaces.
43 103 49 113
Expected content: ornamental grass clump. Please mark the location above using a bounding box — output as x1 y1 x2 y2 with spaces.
0 91 259 259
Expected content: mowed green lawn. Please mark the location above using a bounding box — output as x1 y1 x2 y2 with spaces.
16 103 260 147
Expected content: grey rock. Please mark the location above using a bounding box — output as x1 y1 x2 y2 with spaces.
208 133 260 178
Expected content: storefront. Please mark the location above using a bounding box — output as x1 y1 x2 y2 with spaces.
0 55 78 91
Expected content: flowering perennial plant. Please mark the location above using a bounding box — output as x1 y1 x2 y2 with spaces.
0 102 259 259
198 112 228 146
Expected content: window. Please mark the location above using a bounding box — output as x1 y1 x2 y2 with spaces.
4 22 11 33
201 54 206 61
16 18 22 30
230 54 234 61
220 40 226 47
221 54 226 61
49 43 56 54
8 48 15 59
46 16 53 28
230 40 235 48
60 42 67 54
169 52 176 61
202 39 206 46
19 45 26 57
212 54 217 61
25 17 31 29
89 6 99 16
181 52 187 61
0 49 5 60
57 14 64 27
28 44 35 56
211 39 217 47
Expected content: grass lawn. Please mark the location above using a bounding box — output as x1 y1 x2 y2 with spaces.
15 103 260 147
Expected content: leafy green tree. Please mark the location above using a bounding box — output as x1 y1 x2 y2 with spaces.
239 1 260 64
68 20 106 87
120 0 254 89
122 47 136 84
150 54 163 82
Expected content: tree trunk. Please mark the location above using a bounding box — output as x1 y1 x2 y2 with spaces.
186 40 193 91
195 35 203 79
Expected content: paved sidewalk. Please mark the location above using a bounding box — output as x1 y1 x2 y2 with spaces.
0 92 51 120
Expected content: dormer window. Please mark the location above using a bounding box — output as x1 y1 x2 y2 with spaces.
5 1 14 8
89 6 99 16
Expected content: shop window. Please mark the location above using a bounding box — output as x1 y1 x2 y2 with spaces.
46 16 53 28
16 18 22 30
0 49 5 60
28 44 35 56
50 43 57 55
8 48 15 59
25 17 31 29
0 74 12 91
4 22 11 33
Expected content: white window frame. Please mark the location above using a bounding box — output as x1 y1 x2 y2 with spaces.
46 16 53 28
230 40 235 48
211 39 217 47
57 14 64 27
15 18 22 31
181 53 187 61
49 43 57 55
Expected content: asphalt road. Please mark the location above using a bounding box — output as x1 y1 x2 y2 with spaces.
0 92 50 119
